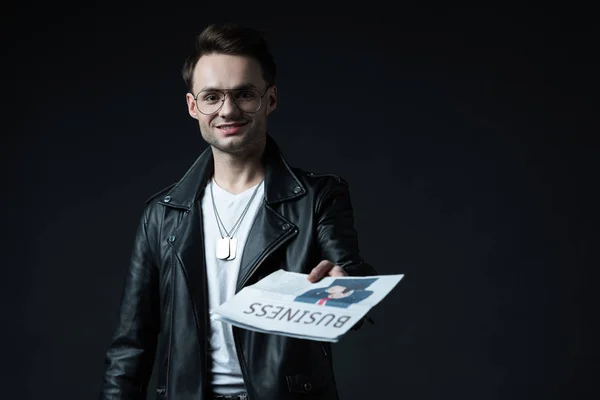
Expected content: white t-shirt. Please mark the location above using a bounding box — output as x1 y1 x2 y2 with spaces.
201 178 264 395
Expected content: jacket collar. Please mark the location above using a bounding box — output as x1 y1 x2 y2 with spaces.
159 134 306 209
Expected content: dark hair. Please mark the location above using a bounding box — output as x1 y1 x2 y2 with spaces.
182 22 276 93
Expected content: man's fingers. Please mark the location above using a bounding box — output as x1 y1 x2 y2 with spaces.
328 265 348 277
307 260 334 282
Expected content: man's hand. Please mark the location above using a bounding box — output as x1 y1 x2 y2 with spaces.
307 260 348 283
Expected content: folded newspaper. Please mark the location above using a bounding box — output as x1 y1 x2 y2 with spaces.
211 269 404 342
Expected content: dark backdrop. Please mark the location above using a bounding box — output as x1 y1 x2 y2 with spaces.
5 8 598 400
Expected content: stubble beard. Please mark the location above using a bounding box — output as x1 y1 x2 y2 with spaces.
201 122 266 157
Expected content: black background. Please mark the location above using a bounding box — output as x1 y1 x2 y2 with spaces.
5 7 598 400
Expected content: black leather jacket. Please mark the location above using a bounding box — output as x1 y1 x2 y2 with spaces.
101 136 378 400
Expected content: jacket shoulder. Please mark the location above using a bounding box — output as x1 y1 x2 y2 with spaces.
145 182 177 205
292 167 349 187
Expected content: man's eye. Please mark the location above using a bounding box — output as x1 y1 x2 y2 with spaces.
235 90 256 100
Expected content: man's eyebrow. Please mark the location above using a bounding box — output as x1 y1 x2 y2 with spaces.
199 83 258 92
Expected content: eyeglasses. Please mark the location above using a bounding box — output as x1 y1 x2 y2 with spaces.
192 86 270 115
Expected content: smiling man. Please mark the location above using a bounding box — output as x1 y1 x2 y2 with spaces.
100 23 378 400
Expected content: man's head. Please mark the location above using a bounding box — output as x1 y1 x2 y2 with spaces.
183 23 277 156
325 278 378 299
326 285 348 294
325 285 353 299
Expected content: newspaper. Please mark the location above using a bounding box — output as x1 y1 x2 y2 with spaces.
211 269 404 342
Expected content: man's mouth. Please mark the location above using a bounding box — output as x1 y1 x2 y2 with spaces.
216 122 249 134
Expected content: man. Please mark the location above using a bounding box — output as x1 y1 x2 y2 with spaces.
101 22 377 400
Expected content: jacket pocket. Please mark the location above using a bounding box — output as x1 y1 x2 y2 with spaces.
285 373 327 394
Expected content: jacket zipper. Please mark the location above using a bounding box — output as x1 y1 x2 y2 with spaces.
199 211 211 399
233 227 298 399
165 207 211 399
321 343 328 357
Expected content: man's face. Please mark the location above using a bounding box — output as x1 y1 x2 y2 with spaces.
326 285 347 294
326 285 353 299
186 53 277 155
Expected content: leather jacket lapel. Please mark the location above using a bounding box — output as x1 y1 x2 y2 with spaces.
158 144 213 382
236 203 297 291
168 201 208 327
236 136 306 290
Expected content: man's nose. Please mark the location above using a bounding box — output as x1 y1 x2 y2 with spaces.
218 94 240 117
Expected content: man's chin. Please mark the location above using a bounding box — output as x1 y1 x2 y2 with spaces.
212 132 265 153
212 135 250 154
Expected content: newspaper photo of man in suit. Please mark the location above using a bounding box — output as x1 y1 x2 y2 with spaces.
294 278 378 308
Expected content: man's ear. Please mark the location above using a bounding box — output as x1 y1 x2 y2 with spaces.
186 92 199 120
266 85 277 115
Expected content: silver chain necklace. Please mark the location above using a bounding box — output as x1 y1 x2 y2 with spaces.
210 178 263 261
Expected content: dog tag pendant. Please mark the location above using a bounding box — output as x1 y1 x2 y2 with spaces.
216 237 230 259
227 237 238 260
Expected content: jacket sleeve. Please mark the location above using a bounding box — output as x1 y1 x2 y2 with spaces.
315 177 378 277
100 206 160 399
